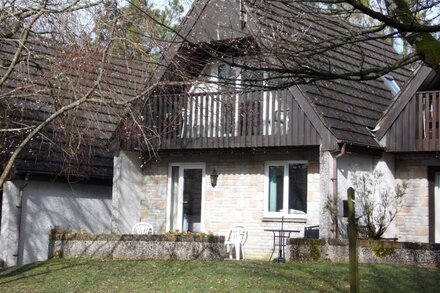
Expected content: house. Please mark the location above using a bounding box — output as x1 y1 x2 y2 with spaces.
0 38 149 266
111 0 438 259
2 0 439 265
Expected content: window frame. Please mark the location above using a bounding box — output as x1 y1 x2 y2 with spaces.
263 160 308 220
166 163 206 232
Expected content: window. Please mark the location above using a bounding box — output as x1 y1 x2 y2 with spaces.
218 63 264 91
382 75 400 95
265 162 308 217
218 64 240 92
241 68 264 89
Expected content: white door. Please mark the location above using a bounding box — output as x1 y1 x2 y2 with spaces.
168 164 205 232
435 172 440 243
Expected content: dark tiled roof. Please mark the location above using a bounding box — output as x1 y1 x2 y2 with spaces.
244 0 413 147
300 79 393 146
0 38 149 178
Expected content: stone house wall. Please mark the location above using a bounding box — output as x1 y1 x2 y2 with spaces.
111 149 440 260
138 148 321 259
335 153 401 239
393 154 440 243
334 152 438 243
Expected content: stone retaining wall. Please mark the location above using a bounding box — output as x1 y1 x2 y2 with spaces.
288 238 440 267
49 233 226 260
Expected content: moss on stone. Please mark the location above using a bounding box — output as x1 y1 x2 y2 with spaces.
369 240 397 258
308 239 321 261
289 239 323 261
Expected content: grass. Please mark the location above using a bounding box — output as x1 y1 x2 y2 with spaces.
0 258 439 292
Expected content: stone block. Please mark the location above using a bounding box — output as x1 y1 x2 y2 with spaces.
416 226 429 236
157 202 167 210
415 198 429 208
140 210 149 219
395 216 405 225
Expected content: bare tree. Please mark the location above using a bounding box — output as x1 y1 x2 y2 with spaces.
109 0 438 154
162 0 439 89
351 171 406 239
201 0 428 85
0 0 187 188
1 0 439 189
311 0 440 72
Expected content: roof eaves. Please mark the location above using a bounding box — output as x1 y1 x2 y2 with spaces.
336 139 386 153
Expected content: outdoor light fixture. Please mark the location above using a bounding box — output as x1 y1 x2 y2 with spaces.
210 169 219 187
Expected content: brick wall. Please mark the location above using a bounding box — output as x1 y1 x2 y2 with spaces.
140 163 168 233
139 148 321 259
393 154 440 243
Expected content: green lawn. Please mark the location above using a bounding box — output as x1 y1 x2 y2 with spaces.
0 259 439 292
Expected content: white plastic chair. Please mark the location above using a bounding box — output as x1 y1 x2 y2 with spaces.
224 226 248 260
132 222 154 235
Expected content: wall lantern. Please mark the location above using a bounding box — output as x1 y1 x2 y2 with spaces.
210 169 219 188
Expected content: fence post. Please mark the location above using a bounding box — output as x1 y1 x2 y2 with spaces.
347 187 359 293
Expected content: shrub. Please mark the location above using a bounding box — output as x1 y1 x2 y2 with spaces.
351 171 406 239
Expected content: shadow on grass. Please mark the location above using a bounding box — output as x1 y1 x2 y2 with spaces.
0 261 46 279
301 262 440 293
0 259 87 286
361 263 440 292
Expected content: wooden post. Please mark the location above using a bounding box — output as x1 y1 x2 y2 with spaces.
347 187 359 293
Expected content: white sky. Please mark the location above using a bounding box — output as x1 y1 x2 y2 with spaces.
149 0 193 13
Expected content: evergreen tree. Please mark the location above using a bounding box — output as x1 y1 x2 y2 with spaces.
94 0 184 59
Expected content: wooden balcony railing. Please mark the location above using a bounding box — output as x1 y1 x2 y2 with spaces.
147 89 320 149
416 90 440 150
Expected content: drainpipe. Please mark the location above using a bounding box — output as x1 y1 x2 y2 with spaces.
331 144 346 239
14 173 29 263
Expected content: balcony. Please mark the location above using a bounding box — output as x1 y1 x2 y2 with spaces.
416 90 440 150
147 89 320 149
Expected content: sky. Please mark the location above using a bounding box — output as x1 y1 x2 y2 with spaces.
149 0 193 13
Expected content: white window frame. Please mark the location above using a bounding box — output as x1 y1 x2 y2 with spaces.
166 163 206 232
263 161 308 220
